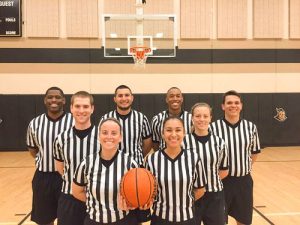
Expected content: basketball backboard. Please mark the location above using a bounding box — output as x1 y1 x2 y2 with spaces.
102 14 177 58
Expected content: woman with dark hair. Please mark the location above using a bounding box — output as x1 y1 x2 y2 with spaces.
146 116 207 225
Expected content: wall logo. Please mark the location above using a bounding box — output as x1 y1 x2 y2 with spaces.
274 108 287 122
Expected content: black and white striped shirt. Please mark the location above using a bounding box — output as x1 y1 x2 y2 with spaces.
99 110 152 165
151 110 192 150
210 119 261 177
73 150 138 223
183 133 228 192
53 125 99 195
145 148 207 222
26 112 73 172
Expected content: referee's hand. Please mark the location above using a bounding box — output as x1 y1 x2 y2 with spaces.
139 200 153 210
117 192 136 211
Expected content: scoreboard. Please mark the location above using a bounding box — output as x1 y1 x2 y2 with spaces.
0 0 21 36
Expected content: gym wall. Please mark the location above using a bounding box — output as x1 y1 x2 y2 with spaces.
0 0 300 150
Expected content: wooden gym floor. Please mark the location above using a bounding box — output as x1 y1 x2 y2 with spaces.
0 147 299 225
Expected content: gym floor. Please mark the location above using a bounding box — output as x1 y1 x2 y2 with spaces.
0 147 299 225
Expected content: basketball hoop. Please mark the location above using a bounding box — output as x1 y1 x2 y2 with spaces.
130 46 151 68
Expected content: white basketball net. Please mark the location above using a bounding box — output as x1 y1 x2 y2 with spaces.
130 46 151 68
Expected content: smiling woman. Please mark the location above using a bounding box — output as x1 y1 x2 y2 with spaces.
183 102 229 225
99 118 122 154
146 116 207 225
72 117 150 225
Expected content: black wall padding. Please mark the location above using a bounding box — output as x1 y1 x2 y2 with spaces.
0 93 299 151
0 48 300 63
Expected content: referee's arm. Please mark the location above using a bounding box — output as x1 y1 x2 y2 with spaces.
73 159 88 202
72 182 86 202
251 127 261 165
55 160 64 175
152 142 159 151
53 137 64 175
219 169 229 180
194 187 206 200
142 137 153 156
251 153 259 165
26 126 39 158
28 147 39 158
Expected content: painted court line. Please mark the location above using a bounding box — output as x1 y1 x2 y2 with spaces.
18 212 31 225
0 223 34 225
253 207 275 225
264 212 300 216
257 160 300 163
0 166 35 169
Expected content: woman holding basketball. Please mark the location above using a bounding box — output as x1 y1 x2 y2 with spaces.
146 116 207 225
72 118 143 225
183 103 229 225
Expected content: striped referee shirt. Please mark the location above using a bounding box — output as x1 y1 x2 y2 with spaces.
73 150 138 223
210 119 261 177
151 110 192 150
99 110 152 165
53 125 99 195
145 148 207 222
26 112 73 172
183 133 228 192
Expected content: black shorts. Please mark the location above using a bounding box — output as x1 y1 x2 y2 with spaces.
194 191 225 225
150 215 196 225
84 211 138 225
134 208 151 222
31 170 62 224
223 174 253 225
57 193 87 225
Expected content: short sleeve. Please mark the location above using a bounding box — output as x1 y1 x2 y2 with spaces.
26 123 37 149
73 159 88 186
142 115 152 139
144 152 154 174
194 158 207 189
151 115 160 143
251 125 261 154
219 139 229 170
53 135 64 162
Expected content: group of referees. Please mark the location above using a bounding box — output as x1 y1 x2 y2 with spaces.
26 85 261 225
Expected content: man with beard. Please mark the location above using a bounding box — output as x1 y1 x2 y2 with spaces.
26 87 73 225
99 85 152 165
98 85 152 224
151 87 192 151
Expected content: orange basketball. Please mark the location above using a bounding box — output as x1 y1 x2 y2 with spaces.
120 168 157 208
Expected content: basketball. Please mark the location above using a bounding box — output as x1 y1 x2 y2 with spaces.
120 168 157 208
